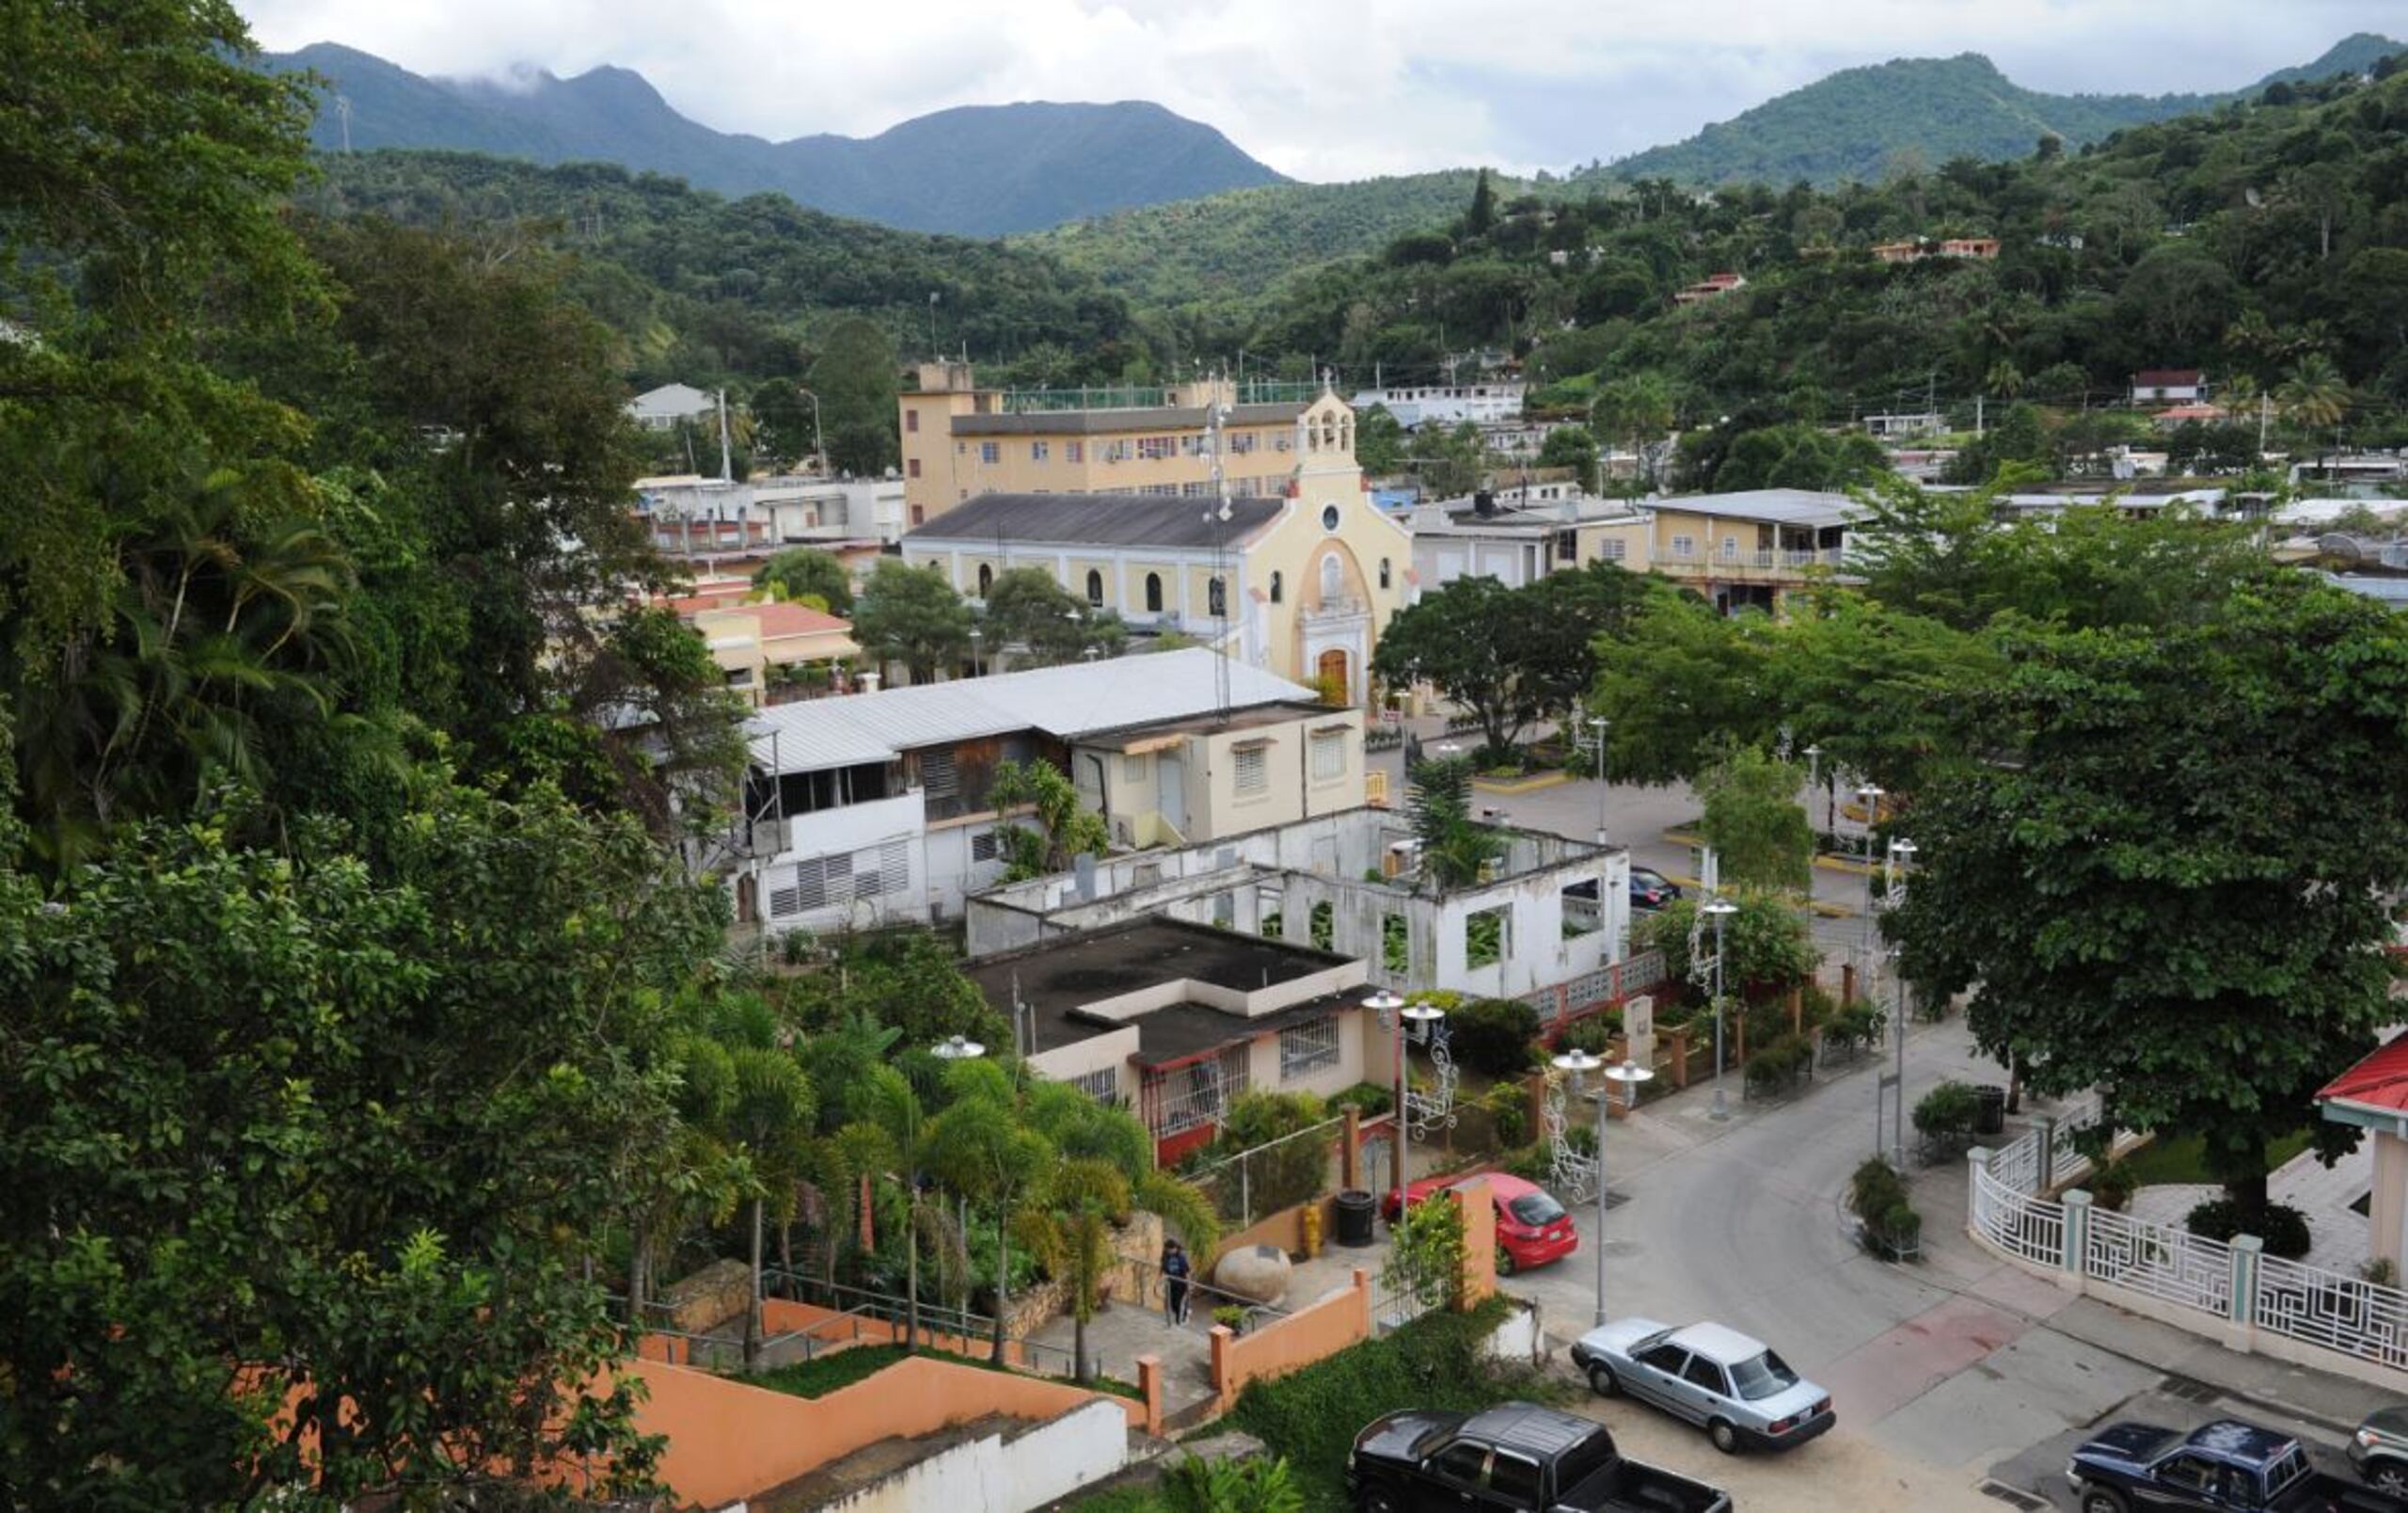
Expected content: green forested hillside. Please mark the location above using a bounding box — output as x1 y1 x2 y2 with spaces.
267 43 1284 235
302 151 1150 387
1203 69 2408 460
1023 170 1502 308
1581 38 2404 190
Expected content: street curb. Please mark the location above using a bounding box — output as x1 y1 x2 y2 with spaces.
1473 770 1572 796
1661 828 1884 877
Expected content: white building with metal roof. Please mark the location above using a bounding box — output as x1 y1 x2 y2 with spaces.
721 649 1365 936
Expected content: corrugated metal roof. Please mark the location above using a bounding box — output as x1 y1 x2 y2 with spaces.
744 648 1319 775
905 491 1286 549
2321 1033 2408 1115
1649 488 1861 528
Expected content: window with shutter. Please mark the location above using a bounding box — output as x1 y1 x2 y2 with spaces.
1235 746 1269 794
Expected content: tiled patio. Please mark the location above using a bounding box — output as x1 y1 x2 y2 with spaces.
2127 1138 2375 1273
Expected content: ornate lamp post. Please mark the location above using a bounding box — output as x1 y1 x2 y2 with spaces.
1702 896 1738 1122
1364 990 1407 1200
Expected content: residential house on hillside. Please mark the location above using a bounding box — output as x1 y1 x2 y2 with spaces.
1871 237 2000 263
626 382 717 430
1671 272 1746 305
898 362 1344 526
965 917 1371 1163
900 435 1411 705
2131 369 2207 404
1346 380 1527 429
1641 488 1861 614
714 649 1362 935
1863 411 1944 438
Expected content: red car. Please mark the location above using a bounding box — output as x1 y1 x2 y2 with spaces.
1381 1171 1578 1274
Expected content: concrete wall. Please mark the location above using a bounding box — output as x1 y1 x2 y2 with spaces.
813 1398 1130 1513
2375 1131 2406 1273
1210 1266 1374 1410
625 1353 1141 1512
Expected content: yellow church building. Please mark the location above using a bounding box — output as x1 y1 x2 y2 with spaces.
899 391 1411 705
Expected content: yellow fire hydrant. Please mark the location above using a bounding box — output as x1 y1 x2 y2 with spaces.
1302 1200 1324 1259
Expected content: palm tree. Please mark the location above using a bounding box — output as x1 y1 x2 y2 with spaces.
1017 1159 1133 1383
2278 354 2351 432
863 1064 967 1351
924 1069 1053 1364
703 995 816 1371
8 473 357 869
1407 755 1505 891
1985 361 2025 401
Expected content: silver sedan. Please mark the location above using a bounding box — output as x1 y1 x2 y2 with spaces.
1569 1317 1835 1455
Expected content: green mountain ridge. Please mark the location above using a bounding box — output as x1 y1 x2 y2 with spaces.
264 42 1286 236
1591 35 2405 187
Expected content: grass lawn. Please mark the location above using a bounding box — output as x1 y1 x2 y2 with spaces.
2120 1128 2315 1187
1058 1485 1173 1513
751 1344 913 1399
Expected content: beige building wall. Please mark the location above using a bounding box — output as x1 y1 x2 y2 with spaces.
1240 1005 1368 1105
1029 1026 1141 1104
2375 1132 2407 1272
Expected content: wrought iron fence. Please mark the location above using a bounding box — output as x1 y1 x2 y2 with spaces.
1184 1114 1349 1230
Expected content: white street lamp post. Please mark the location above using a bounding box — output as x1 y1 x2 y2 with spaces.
1395 1000 1446 1202
1702 897 1738 1122
1585 715 1610 846
1552 1047 1605 1322
1885 838 1916 1165
1364 991 1407 1201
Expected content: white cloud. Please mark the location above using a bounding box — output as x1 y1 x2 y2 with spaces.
234 0 2404 180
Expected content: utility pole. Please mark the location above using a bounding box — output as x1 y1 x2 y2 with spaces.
1974 393 1984 438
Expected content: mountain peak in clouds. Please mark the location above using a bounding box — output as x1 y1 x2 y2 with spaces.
1588 38 2404 187
261 44 1284 234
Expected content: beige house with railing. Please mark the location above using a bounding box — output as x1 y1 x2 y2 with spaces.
1639 488 1861 614
899 363 1345 527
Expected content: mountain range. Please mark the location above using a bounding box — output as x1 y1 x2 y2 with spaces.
1593 33 2404 186
262 42 1286 237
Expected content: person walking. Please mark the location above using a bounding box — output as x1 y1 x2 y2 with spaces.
1162 1238 1192 1326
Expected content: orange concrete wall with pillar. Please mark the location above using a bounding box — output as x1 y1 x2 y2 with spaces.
621 1351 1142 1509
1453 1177 1497 1309
1210 1266 1374 1411
757 1297 1027 1366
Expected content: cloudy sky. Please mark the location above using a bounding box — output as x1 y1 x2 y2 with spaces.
235 0 2402 182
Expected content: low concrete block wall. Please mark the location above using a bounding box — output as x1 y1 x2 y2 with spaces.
1210 1266 1372 1411
815 1398 1129 1513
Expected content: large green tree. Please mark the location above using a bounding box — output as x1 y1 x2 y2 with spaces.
1696 745 1814 894
1890 581 2408 1222
852 561 974 683
753 546 855 614
807 316 900 476
0 776 723 1507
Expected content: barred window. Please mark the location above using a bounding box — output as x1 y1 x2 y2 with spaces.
971 830 1000 862
1069 1066 1118 1103
1601 538 1627 562
1310 731 1346 782
1235 746 1269 795
1279 1016 1341 1081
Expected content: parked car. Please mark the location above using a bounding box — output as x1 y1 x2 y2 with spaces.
1569 1317 1833 1455
2355 1408 2408 1495
1381 1171 1577 1274
1348 1401 1732 1513
1630 868 1683 911
2067 1418 2408 1513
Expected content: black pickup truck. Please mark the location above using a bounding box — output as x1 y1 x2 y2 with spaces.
1348 1401 1732 1513
2067 1418 2408 1513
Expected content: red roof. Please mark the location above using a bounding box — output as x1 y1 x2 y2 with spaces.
2318 1035 2408 1115
750 601 851 638
2133 369 2204 385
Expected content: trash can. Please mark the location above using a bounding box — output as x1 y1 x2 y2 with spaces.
1974 1085 2007 1137
1334 1188 1376 1248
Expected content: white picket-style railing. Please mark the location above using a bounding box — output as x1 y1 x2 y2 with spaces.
1968 1143 2408 1376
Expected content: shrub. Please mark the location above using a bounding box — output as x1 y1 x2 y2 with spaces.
1449 998 1542 1078
1796 982 1839 1030
1877 1203 1922 1260
2088 1159 2136 1213
1167 1454 1306 1513
1556 1014 1617 1057
1824 1000 1884 1054
1481 1083 1529 1149
2186 1199 2314 1259
1912 1080 1980 1138
1849 1156 1908 1221
1226 1297 1557 1511
1499 1143 1551 1184
1744 1033 1812 1096
1328 1082 1394 1119
1212 1304 1247 1333
1564 1123 1597 1159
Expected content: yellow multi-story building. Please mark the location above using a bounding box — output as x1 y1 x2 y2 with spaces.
1636 488 1861 614
900 405 1411 705
898 362 1340 526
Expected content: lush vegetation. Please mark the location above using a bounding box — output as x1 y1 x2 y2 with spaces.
1224 1295 1558 1513
1577 47 2389 190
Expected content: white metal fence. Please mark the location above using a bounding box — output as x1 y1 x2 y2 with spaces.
1184 1113 1349 1230
1968 1141 2408 1375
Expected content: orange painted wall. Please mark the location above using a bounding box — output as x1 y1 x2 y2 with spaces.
626 1353 1143 1510
1210 1267 1373 1411
1454 1178 1497 1308
758 1298 1027 1366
